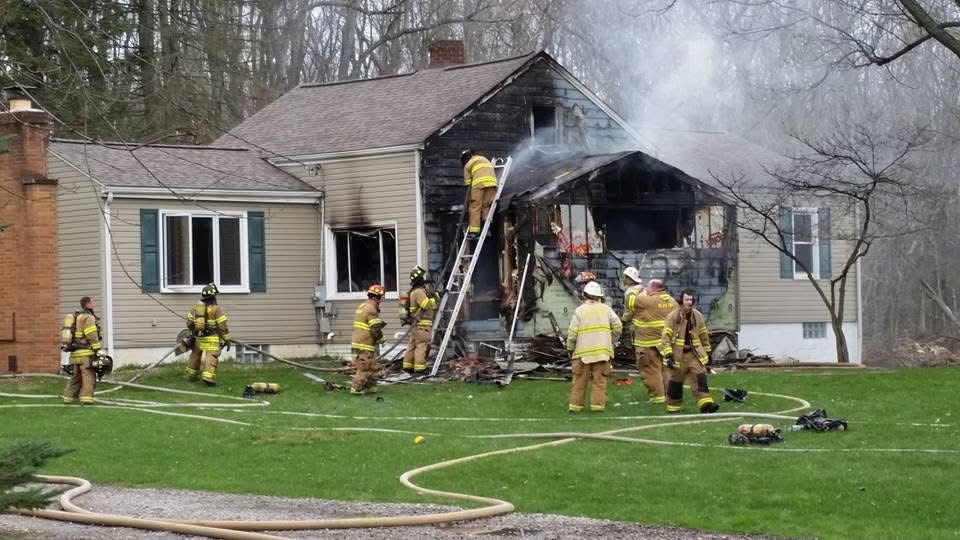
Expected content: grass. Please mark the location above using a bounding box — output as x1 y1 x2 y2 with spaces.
1 362 959 539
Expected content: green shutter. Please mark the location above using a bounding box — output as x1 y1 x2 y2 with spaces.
818 207 832 279
248 211 266 292
140 209 160 292
779 206 793 279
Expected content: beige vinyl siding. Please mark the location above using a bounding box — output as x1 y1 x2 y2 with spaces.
738 206 858 324
51 154 104 318
108 199 321 348
284 151 418 343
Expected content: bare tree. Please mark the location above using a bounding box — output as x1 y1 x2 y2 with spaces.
716 123 929 363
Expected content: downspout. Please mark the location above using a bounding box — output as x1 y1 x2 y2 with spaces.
855 206 863 364
103 191 114 356
414 149 424 267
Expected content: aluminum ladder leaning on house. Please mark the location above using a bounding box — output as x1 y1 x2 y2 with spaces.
428 157 513 377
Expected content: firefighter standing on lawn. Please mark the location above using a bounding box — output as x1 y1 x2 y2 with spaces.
566 281 622 413
351 284 387 394
461 149 498 239
631 278 677 404
403 266 439 374
62 296 104 405
659 288 719 414
185 283 231 386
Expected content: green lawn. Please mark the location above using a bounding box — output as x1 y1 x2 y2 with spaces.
1 363 958 539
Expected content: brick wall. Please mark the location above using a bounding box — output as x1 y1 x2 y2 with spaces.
0 109 59 373
428 40 465 67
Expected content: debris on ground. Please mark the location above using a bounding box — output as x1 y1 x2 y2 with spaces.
895 338 960 367
723 388 748 403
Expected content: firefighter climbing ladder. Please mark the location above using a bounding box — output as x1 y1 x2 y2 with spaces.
429 157 513 376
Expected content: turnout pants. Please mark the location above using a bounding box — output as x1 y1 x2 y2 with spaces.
569 359 612 412
186 346 221 383
467 186 497 234
62 356 96 404
351 351 377 392
403 326 431 372
635 346 666 403
665 350 715 412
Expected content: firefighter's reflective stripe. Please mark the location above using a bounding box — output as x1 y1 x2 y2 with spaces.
416 320 433 327
633 320 665 328
463 156 497 188
351 299 380 353
567 301 622 361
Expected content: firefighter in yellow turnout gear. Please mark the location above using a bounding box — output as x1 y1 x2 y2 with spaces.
62 296 103 404
630 278 677 404
461 149 497 239
403 266 438 373
185 284 231 386
567 281 622 412
351 284 386 394
659 288 719 414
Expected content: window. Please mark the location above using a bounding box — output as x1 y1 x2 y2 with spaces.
235 344 269 363
160 211 248 292
802 322 827 339
555 205 603 254
531 106 560 144
792 209 819 278
329 226 398 297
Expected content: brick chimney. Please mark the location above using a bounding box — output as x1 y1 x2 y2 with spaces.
428 40 465 68
0 85 60 373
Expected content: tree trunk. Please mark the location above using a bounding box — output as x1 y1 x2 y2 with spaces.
831 314 850 363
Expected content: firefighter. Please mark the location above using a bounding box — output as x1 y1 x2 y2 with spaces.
620 266 643 328
403 266 439 374
185 283 231 386
659 288 719 414
574 271 597 300
631 279 677 404
62 296 103 405
566 281 622 413
351 284 387 394
461 149 498 239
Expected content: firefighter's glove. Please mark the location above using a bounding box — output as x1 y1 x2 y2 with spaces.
378 337 386 345
664 355 676 369
222 340 232 352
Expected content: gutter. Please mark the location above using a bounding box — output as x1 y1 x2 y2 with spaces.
106 186 322 204
267 144 422 166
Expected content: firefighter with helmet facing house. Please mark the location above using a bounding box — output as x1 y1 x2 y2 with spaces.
461 149 498 239
185 283 231 386
403 265 439 373
351 284 387 394
566 281 622 413
631 278 677 404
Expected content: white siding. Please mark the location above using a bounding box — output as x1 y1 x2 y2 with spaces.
51 154 104 318
283 151 418 344
108 199 321 349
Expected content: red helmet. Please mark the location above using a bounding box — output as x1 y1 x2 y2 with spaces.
574 271 597 285
367 284 386 297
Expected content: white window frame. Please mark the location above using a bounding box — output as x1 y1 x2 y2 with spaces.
791 208 820 280
159 210 250 293
529 106 562 144
324 222 400 301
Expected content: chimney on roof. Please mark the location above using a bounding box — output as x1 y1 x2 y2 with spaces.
3 85 36 112
428 40 465 68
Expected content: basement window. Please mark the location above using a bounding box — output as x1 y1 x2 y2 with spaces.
328 226 398 298
161 211 247 292
802 322 827 339
235 344 269 363
531 106 560 144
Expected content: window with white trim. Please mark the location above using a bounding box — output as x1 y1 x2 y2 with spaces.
792 210 819 279
802 322 827 339
235 344 269 363
332 227 398 295
160 211 248 292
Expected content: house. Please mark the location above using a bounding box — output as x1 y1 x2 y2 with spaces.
13 41 860 369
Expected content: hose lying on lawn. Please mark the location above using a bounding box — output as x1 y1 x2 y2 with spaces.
2 374 814 538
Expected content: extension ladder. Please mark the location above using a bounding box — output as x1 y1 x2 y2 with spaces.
428 157 513 376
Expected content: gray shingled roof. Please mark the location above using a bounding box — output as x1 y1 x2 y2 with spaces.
215 53 539 157
637 127 789 188
49 140 317 192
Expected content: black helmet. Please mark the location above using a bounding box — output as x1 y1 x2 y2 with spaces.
410 265 427 284
460 149 474 166
92 354 113 381
201 283 219 300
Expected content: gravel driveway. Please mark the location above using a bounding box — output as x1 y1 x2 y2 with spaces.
0 485 774 539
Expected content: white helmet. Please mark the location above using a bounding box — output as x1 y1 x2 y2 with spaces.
583 281 604 298
623 266 641 284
